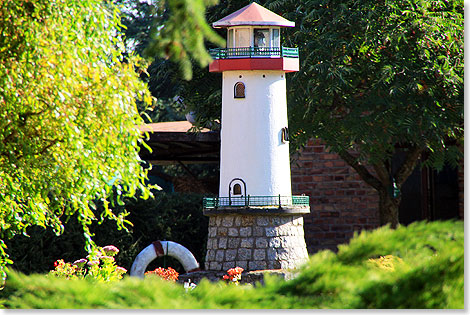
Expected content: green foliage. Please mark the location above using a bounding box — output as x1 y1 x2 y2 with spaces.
143 0 225 80
286 0 464 165
115 0 226 127
0 220 463 309
277 220 463 308
0 0 155 282
5 192 208 275
0 0 225 284
284 0 463 225
115 0 157 57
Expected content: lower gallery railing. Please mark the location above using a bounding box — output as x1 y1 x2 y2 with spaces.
203 195 309 209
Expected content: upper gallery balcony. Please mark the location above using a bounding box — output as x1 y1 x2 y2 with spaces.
209 46 299 59
208 46 299 73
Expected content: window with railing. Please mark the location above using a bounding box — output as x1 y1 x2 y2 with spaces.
254 28 269 48
271 29 280 48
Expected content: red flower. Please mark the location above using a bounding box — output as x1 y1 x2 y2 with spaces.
145 267 179 281
53 259 64 268
227 267 243 276
223 266 244 283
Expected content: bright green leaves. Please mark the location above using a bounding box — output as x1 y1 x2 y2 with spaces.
144 0 225 80
0 0 153 282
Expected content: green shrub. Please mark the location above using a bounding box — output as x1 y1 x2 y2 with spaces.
276 220 464 308
0 220 463 309
5 192 208 275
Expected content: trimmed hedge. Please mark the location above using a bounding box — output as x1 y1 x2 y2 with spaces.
5 192 209 274
0 220 463 309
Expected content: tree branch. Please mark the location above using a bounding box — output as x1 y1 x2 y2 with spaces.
1 138 60 162
2 130 17 145
394 145 423 187
337 149 383 191
19 108 47 124
372 162 391 187
38 139 60 155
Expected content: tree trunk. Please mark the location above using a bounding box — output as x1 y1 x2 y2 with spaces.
338 146 422 229
378 189 401 229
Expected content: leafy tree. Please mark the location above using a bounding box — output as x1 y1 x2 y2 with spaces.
0 0 223 283
284 0 463 227
115 0 222 189
0 0 154 282
116 0 157 57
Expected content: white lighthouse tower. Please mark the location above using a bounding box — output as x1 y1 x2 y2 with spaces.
211 3 298 200
203 3 310 272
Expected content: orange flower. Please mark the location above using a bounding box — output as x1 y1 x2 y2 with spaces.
223 266 244 283
227 267 244 276
145 267 179 281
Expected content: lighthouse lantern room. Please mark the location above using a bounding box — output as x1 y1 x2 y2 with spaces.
203 3 310 272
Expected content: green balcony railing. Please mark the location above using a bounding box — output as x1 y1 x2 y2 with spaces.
209 46 299 59
203 195 309 209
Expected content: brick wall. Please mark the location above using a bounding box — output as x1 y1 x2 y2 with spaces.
291 139 380 254
291 138 465 254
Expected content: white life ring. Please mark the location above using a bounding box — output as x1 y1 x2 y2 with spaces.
130 240 200 278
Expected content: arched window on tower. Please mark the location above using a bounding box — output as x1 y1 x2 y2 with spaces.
281 127 289 143
229 178 246 198
234 82 245 98
233 183 242 195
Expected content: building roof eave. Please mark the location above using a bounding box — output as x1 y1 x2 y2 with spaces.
213 21 295 28
212 3 295 29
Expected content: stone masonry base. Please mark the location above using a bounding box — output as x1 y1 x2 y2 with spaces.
204 213 309 271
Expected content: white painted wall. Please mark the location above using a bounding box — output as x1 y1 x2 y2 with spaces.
219 70 292 198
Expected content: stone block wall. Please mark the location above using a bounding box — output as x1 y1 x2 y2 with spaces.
204 214 309 271
291 139 380 254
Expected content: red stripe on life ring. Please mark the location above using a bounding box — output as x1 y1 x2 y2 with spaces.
152 241 164 256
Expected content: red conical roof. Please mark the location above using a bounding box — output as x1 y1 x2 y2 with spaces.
213 3 295 28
